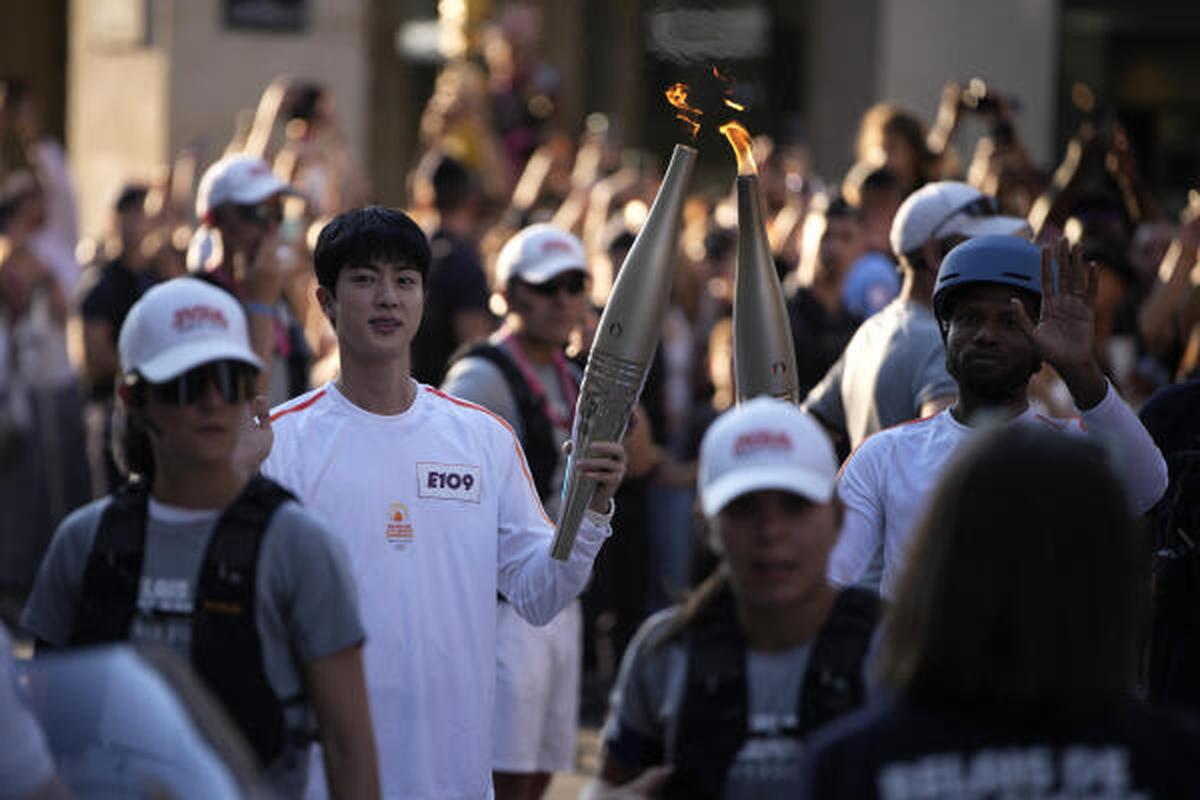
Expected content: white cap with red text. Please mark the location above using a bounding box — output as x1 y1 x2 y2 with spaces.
195 154 292 222
698 397 838 518
495 223 588 287
119 277 263 382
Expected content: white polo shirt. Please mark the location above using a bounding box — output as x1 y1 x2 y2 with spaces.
263 381 611 800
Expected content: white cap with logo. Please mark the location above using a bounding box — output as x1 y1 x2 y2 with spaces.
495 223 588 287
698 397 839 518
890 181 1029 258
195 154 292 223
118 277 263 383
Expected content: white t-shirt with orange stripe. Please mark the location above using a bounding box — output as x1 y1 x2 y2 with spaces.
262 381 611 800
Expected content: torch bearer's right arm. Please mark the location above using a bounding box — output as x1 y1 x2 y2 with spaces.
496 431 618 626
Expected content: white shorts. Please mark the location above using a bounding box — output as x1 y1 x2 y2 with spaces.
491 598 581 773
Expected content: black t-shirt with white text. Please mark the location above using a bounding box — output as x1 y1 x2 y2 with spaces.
800 699 1200 799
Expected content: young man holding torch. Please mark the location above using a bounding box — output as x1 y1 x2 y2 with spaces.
257 206 627 799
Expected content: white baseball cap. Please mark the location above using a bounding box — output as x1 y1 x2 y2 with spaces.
195 154 292 222
890 181 1029 258
699 397 838 518
495 224 588 287
119 277 263 383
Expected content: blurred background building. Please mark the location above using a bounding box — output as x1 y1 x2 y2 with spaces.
2 0 1198 236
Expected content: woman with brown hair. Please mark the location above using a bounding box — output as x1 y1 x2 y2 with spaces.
800 425 1200 798
856 103 944 198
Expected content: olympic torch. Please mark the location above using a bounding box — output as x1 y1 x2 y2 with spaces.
721 121 800 403
551 144 697 559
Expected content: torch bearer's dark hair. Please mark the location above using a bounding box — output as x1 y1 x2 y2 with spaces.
877 426 1149 720
313 206 431 295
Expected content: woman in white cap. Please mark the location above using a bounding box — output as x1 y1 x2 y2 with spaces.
22 277 379 799
596 397 879 800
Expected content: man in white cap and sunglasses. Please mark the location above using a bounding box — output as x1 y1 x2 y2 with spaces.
596 397 879 799
191 153 308 405
442 223 590 800
22 277 379 798
804 181 1030 457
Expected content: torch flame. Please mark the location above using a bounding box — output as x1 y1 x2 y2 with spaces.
664 82 692 110
719 121 757 176
664 82 703 140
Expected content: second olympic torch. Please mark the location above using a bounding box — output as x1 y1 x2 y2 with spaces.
722 122 800 404
550 144 697 560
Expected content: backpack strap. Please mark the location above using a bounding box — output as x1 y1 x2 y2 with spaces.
191 474 297 766
666 583 747 800
71 480 152 645
797 587 880 734
450 341 559 501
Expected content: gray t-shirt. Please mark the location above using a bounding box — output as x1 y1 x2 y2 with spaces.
603 608 814 799
21 494 365 798
805 299 956 449
441 344 576 517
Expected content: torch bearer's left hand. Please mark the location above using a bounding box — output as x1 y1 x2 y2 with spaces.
566 441 628 514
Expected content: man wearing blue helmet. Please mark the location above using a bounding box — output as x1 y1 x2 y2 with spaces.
829 235 1168 598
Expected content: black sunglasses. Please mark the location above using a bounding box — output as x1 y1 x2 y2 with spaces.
234 202 283 226
523 272 587 297
139 360 258 406
929 195 1000 240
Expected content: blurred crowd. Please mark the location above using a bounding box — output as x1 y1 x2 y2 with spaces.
3 3 1200 797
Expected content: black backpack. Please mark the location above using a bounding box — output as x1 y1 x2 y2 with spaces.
662 581 879 799
449 342 561 502
71 476 304 765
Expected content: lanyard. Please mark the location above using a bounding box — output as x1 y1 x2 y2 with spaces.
500 333 578 431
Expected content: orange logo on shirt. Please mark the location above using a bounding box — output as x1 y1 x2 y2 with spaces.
386 503 414 550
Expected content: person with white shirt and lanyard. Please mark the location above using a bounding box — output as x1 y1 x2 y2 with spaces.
258 207 628 800
442 224 589 800
829 234 1169 599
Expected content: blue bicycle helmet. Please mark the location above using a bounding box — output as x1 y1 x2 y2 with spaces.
933 234 1047 325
